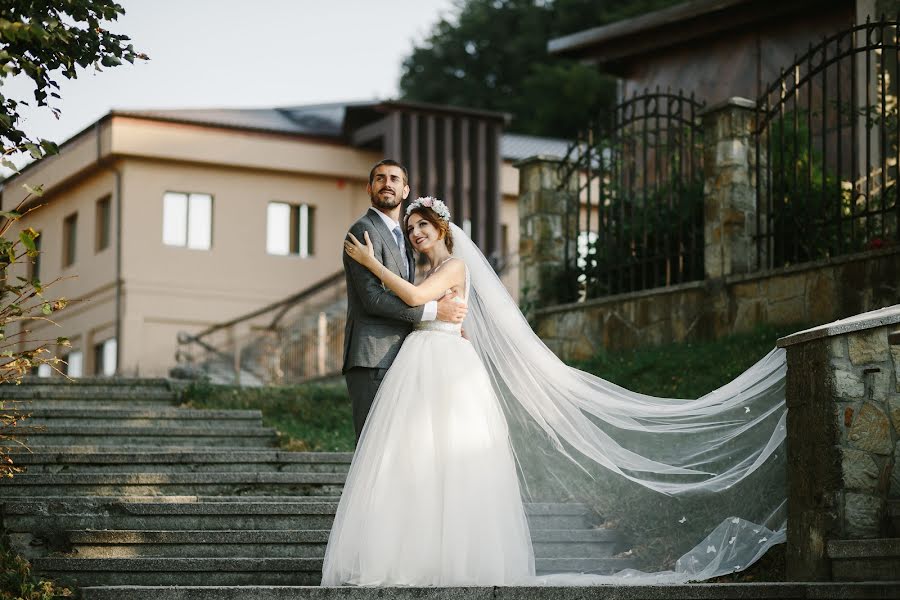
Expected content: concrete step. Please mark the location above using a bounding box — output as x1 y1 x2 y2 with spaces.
0 473 345 497
33 557 324 586
3 500 341 532
73 583 900 600
5 407 263 428
20 528 625 560
9 425 279 447
3 499 597 534
11 450 353 474
2 378 179 404
828 538 900 581
531 528 625 557
33 556 637 587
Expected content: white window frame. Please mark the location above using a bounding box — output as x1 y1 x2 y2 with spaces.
266 201 314 258
163 192 213 250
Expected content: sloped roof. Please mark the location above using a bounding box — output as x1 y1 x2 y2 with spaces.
115 103 570 161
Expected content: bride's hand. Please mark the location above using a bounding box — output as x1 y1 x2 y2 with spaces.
344 231 378 268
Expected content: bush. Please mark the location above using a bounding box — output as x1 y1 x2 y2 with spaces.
0 535 72 599
181 381 354 452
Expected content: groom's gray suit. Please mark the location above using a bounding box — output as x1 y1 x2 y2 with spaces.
343 209 421 439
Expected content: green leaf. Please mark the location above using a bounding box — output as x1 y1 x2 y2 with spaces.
18 230 36 253
23 142 42 159
0 210 21 220
22 183 43 196
41 302 52 315
1 158 19 172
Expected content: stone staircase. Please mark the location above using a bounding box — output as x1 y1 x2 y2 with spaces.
1 378 643 597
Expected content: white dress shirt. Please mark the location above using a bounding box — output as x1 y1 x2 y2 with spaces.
368 208 436 321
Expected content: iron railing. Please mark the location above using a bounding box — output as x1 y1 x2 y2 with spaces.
755 17 900 269
558 90 705 301
176 271 346 386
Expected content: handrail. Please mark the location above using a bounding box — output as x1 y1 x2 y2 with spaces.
182 270 345 343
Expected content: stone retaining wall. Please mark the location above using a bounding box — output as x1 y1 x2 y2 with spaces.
535 247 900 361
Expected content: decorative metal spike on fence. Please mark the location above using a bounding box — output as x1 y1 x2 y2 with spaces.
755 16 900 270
557 90 706 302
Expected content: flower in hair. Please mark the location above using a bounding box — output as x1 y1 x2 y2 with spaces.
406 196 451 222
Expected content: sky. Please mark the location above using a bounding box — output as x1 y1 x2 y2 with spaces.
4 0 458 169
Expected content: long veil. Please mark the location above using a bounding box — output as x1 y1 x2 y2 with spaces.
450 223 787 583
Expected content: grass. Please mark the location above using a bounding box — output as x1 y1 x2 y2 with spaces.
181 380 354 452
570 322 804 398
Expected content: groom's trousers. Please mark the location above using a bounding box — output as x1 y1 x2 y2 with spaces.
345 366 388 442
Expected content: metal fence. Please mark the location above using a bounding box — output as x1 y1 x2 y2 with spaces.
755 17 900 269
175 272 346 386
558 90 705 301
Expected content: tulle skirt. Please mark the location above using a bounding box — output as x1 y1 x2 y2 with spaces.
321 329 535 586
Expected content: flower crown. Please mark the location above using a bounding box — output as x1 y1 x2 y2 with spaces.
405 196 451 223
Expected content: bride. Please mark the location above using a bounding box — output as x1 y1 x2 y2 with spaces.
323 197 788 586
323 197 534 585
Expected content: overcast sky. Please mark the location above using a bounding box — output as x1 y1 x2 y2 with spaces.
4 0 457 168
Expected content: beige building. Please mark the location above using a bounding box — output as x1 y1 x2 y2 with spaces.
1 102 568 378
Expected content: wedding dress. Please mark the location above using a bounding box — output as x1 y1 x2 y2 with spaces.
321 265 536 585
322 224 788 586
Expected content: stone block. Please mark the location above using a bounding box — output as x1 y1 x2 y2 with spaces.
767 275 806 302
866 368 891 401
892 345 900 392
807 273 837 325
841 448 880 492
889 395 900 434
831 337 848 360
732 280 760 299
733 300 764 332
833 369 865 399
891 442 900 497
843 492 884 538
848 329 890 365
715 139 749 167
767 296 806 325
848 401 894 455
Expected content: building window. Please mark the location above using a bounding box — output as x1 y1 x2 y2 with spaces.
28 231 41 281
65 350 83 378
96 195 111 252
94 338 117 376
267 201 315 257
163 192 212 250
62 212 77 267
36 363 52 378
500 224 509 260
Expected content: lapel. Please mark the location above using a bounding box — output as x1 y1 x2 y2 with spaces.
365 210 406 278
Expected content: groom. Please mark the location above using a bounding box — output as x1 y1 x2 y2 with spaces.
342 159 467 440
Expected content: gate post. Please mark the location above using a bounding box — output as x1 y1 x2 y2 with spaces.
514 155 578 317
701 97 760 279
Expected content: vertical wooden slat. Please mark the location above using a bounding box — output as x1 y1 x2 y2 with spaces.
472 120 488 249
454 118 469 227
423 115 436 202
438 117 453 217
406 113 420 199
385 112 401 159
486 121 501 261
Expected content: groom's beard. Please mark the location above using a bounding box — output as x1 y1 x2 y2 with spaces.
370 191 402 210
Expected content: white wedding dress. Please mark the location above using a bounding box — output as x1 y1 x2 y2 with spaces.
323 224 790 587
321 264 535 586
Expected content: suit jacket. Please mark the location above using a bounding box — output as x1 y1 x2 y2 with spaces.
342 209 421 373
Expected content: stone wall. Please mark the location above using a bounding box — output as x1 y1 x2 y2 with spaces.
535 247 900 361
778 307 900 580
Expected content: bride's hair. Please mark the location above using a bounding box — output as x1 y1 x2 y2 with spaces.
406 207 454 253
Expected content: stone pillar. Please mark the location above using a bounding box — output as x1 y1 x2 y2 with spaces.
778 306 900 580
514 155 577 316
701 97 760 279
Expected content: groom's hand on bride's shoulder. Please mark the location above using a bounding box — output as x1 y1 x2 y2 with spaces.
436 293 467 323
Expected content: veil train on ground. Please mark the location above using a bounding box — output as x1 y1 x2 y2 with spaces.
451 222 787 584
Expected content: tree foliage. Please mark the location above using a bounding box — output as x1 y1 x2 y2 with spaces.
0 0 147 166
400 0 684 137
